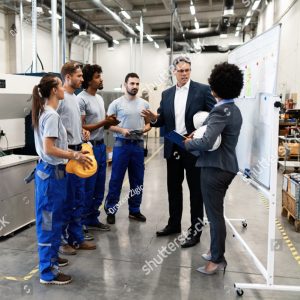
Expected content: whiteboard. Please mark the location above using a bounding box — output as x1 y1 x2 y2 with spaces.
228 25 281 189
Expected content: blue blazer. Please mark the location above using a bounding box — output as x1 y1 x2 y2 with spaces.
151 80 216 159
185 102 243 174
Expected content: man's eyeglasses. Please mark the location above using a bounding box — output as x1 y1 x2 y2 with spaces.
176 68 191 73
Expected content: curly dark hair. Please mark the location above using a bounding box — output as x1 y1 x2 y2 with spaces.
82 64 103 89
208 62 244 99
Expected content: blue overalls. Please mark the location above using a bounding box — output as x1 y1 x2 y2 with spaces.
82 141 106 226
35 161 66 281
105 138 144 214
61 171 85 246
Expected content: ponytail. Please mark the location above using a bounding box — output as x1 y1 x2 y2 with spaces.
32 85 45 128
31 73 60 128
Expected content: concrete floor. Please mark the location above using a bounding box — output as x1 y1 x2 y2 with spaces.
0 137 300 300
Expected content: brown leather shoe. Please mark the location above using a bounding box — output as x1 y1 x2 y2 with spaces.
78 241 96 250
59 244 77 255
58 256 69 267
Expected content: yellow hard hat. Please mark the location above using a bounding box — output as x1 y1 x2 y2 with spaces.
66 143 98 178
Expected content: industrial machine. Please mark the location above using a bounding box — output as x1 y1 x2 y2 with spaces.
0 73 41 237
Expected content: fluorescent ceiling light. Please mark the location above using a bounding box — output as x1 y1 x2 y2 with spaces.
136 25 142 32
72 23 80 30
26 0 31 2
244 17 251 26
223 8 234 16
252 0 261 11
120 10 131 20
48 10 62 19
154 42 159 49
194 18 200 29
236 25 241 30
146 34 153 42
246 10 252 17
113 39 120 45
190 4 196 15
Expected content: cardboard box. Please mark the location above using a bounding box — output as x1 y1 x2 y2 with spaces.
282 190 298 219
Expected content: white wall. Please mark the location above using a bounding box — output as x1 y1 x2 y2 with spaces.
258 0 300 106
94 39 231 92
0 10 9 73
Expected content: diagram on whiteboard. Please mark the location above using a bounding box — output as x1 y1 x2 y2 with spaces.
229 27 280 98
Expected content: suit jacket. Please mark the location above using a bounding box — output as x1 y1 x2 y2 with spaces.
151 80 216 159
185 102 243 174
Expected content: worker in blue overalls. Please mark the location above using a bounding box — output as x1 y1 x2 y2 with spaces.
78 64 119 238
32 74 92 285
104 73 151 224
58 62 96 255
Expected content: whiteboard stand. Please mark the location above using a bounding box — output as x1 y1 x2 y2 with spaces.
226 105 300 296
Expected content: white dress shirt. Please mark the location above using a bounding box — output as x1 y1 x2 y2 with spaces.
174 80 190 135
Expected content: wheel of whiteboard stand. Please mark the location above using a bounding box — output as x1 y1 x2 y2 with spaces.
236 288 244 296
242 220 248 228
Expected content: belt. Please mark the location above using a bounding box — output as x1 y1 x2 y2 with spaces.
68 143 82 151
89 139 104 146
116 138 143 144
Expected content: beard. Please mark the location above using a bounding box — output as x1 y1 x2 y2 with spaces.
127 88 138 96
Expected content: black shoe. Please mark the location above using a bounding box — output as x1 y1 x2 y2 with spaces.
181 231 201 248
156 225 181 237
129 212 146 222
87 222 111 231
107 214 115 224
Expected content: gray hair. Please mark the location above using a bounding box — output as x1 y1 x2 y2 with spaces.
172 56 191 67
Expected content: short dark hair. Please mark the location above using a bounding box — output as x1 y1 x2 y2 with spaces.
61 61 82 78
208 62 244 99
125 72 139 83
81 64 102 89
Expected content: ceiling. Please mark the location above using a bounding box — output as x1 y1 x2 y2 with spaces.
0 0 262 48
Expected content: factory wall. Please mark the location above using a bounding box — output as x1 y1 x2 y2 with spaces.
93 40 232 92
0 10 9 73
257 0 300 106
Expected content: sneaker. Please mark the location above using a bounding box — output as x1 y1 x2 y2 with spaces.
40 273 72 285
77 241 96 250
129 212 146 222
107 214 115 225
87 222 111 231
83 226 94 241
58 257 69 267
59 244 77 255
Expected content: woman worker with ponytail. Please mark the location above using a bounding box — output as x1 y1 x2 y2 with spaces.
32 74 92 285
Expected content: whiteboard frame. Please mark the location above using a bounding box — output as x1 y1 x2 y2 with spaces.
227 24 300 295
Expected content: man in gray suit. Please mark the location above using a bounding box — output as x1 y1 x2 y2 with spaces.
142 56 216 248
